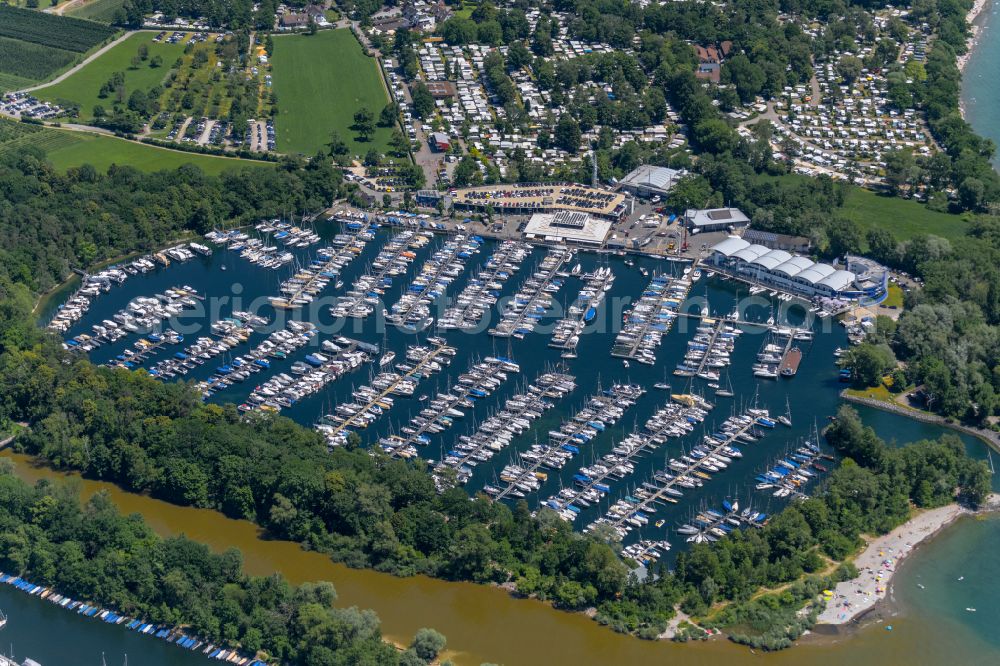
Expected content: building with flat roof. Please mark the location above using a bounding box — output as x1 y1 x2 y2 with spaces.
685 207 751 233
742 229 812 253
452 183 631 220
618 165 687 198
707 236 885 301
522 210 612 246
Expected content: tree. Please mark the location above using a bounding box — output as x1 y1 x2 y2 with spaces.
410 82 434 119
327 130 348 156
843 343 897 387
837 55 864 84
150 55 163 68
410 628 446 661
553 116 581 153
353 107 375 142
379 103 398 127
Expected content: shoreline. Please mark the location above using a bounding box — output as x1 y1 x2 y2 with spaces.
958 0 992 76
814 495 1000 629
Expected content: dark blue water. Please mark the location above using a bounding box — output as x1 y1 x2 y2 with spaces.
0 584 208 666
53 225 996 556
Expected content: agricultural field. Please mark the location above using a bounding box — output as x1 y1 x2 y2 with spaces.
0 6 116 91
0 5 116 52
0 118 268 175
34 32 187 121
270 29 391 156
0 35 78 83
67 0 128 24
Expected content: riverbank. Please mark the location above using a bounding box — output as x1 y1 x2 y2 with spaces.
840 390 1000 454
958 0 993 73
815 495 999 627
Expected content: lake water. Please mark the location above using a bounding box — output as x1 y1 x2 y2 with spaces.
50 225 1000 552
963 1 1000 169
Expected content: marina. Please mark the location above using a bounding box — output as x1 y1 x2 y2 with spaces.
487 248 572 338
549 266 616 356
42 220 985 569
388 233 481 331
610 271 693 363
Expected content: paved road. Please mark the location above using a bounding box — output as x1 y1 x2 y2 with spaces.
17 31 138 93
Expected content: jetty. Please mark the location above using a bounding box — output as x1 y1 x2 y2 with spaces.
611 272 693 363
331 230 427 319
543 394 713 522
549 266 615 356
488 383 642 501
379 355 519 458
488 248 572 338
433 371 576 490
439 240 532 330
269 222 376 309
315 340 456 447
592 410 769 539
388 234 481 331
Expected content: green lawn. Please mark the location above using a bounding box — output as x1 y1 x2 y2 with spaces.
0 120 267 175
68 0 128 24
34 32 188 121
44 132 270 174
840 187 970 243
270 29 391 157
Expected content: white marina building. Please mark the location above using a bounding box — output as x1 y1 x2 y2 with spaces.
706 236 887 302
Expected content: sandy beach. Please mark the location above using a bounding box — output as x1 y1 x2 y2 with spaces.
958 0 993 73
815 504 968 626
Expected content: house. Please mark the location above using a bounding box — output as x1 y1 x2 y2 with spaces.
430 132 450 151
684 207 750 233
279 12 310 29
694 44 724 83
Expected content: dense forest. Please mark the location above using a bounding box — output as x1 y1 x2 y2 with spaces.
0 462 447 665
0 142 338 294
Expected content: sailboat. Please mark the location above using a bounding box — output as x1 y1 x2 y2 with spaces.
654 367 671 391
778 397 792 427
715 370 734 397
570 263 582 276
379 351 396 368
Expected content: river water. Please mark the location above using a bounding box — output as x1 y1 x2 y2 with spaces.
22 222 1000 663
